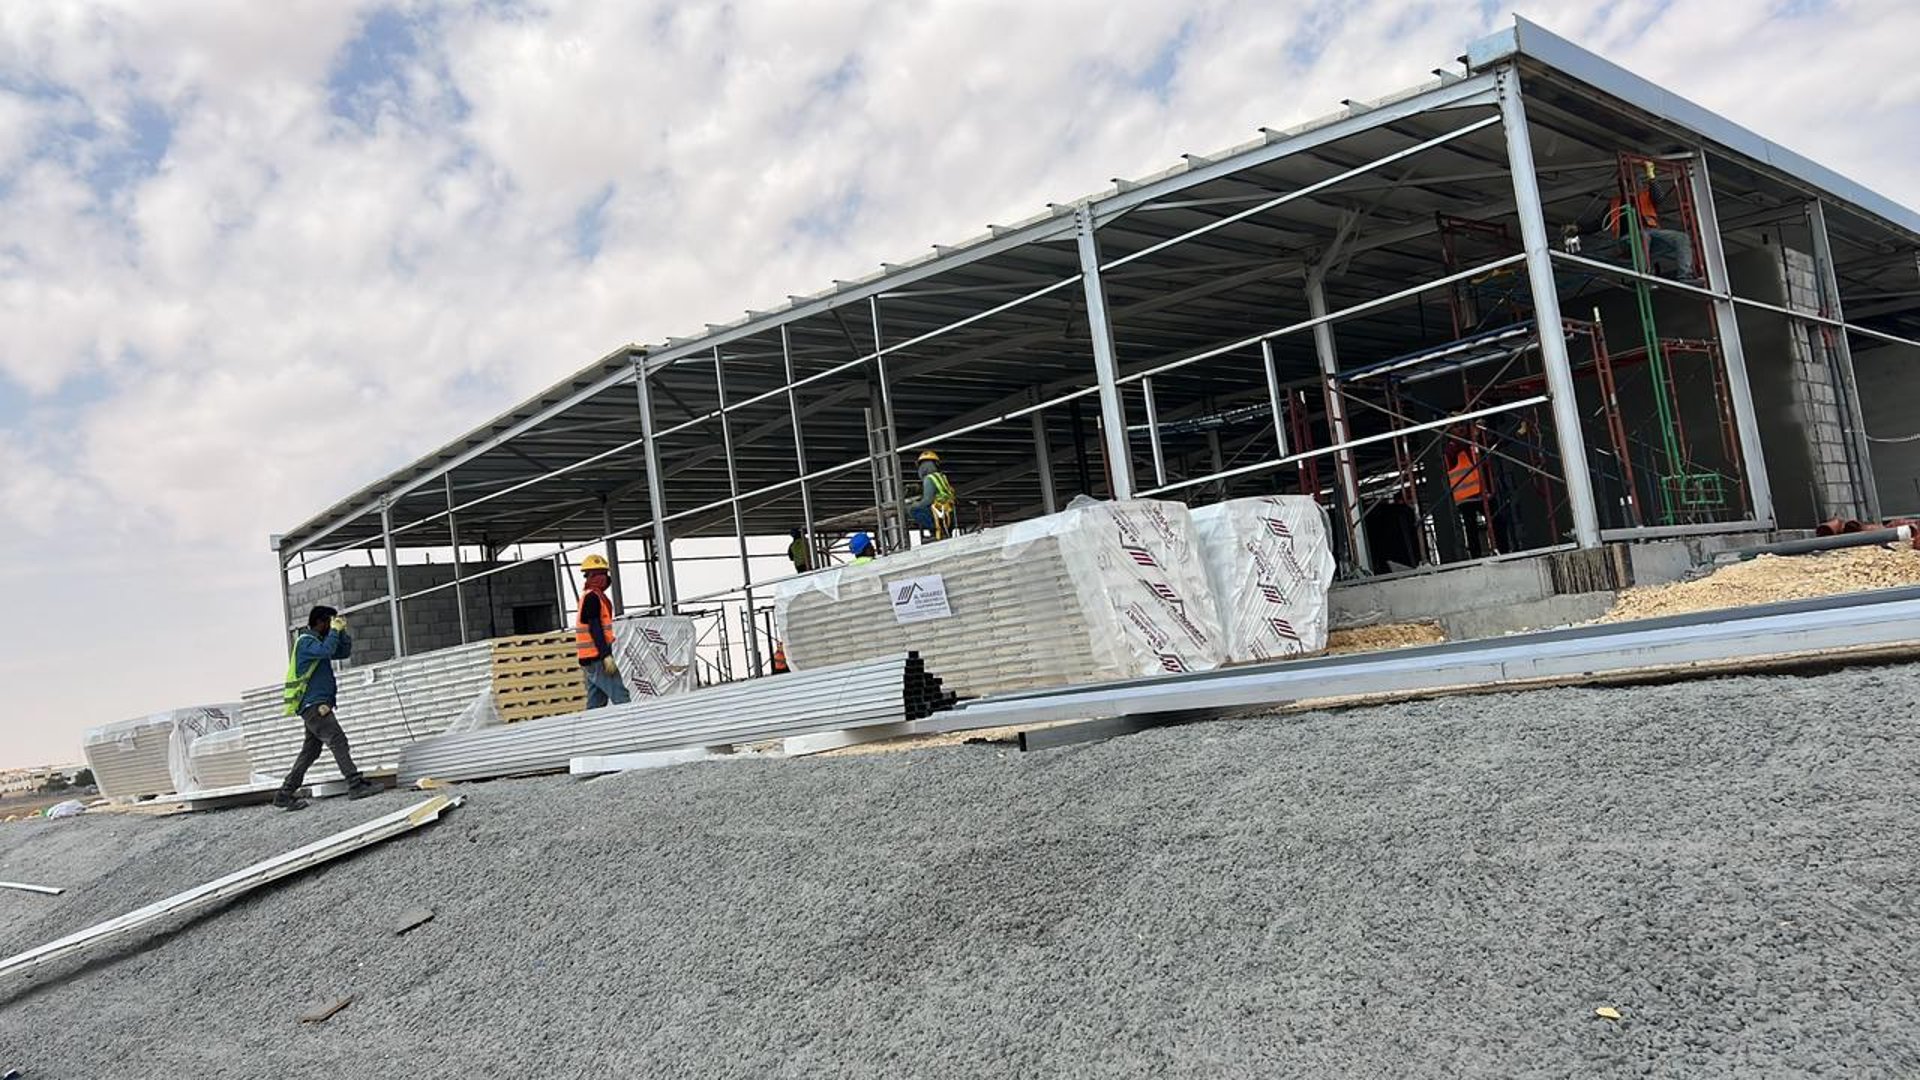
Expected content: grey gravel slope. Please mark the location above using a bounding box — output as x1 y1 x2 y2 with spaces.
3 663 1919 1078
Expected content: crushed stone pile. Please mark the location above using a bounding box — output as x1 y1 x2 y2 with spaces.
5 663 1920 1078
1603 545 1920 623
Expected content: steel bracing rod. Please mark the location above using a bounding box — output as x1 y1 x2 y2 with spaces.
780 324 818 566
1686 153 1775 526
1806 197 1882 522
1496 66 1600 548
1136 395 1549 498
711 346 762 674
379 501 407 657
647 274 1086 442
870 296 910 545
1074 207 1137 499
634 356 677 614
1102 114 1503 273
1547 249 1920 352
600 498 623 615
1259 340 1291 460
447 473 470 644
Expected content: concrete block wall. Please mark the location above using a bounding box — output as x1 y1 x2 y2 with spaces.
1779 248 1862 520
1854 342 1920 517
289 561 562 665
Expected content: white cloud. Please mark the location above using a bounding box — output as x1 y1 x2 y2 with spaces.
1 0 1917 766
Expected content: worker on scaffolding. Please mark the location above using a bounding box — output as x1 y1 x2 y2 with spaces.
1446 427 1496 560
906 450 958 539
849 532 876 564
576 554 631 709
275 606 380 810
786 527 812 574
1603 164 1699 284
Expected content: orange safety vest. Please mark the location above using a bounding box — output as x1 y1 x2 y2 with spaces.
1447 447 1486 504
574 587 615 661
1609 186 1659 236
771 643 789 674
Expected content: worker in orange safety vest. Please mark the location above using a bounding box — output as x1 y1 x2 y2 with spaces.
575 554 631 709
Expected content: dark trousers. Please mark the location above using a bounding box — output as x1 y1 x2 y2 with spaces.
280 704 362 792
1457 502 1491 559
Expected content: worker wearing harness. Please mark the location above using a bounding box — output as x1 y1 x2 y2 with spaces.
906 450 957 539
1606 165 1698 283
276 606 379 810
576 554 631 709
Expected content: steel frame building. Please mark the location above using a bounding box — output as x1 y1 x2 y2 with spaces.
272 17 1920 670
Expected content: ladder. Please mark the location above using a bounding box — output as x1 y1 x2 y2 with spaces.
864 406 908 553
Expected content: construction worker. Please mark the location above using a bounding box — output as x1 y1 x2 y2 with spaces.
906 450 957 539
576 554 631 709
1446 430 1493 560
1607 166 1698 283
770 641 789 674
787 527 811 574
276 606 380 810
849 532 876 564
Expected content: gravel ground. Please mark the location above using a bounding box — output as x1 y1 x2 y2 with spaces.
5 663 1920 1078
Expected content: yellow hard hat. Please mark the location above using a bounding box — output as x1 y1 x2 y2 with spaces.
918 450 941 463
580 554 611 573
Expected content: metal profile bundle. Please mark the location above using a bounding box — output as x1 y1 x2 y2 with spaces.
398 653 952 784
774 499 1226 699
238 641 494 784
0 796 463 980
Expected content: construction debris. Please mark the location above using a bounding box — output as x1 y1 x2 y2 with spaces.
1325 621 1448 654
0 882 64 896
391 907 435 936
1602 546 1920 623
299 996 353 1024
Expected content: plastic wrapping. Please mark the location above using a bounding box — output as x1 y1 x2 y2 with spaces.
773 498 1226 698
611 615 697 698
84 704 244 798
185 727 261 790
1190 496 1337 661
445 688 505 735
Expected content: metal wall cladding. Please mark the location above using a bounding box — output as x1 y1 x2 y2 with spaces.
239 641 494 784
399 654 940 784
774 499 1228 698
1191 496 1337 661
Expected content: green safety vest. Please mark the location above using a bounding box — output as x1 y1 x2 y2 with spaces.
928 470 956 507
281 631 320 716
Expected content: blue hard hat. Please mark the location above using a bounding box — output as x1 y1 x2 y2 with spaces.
849 531 873 555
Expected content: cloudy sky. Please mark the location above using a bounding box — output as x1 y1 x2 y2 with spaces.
2 0 1917 767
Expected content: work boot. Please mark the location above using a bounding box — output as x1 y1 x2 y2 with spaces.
274 791 309 811
346 778 382 801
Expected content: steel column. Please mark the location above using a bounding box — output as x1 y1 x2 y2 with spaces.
1806 198 1882 521
632 355 678 613
1686 153 1776 526
552 552 570 630
1497 67 1601 548
379 501 407 658
1074 208 1136 499
870 297 910 543
270 535 294 643
1141 378 1167 487
1306 272 1371 571
600 498 623 616
1031 410 1058 514
446 474 470 644
780 325 818 563
1260 340 1291 459
712 347 763 675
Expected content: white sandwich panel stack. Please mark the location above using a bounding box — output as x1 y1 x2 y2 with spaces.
611 615 697 698
82 714 178 798
165 703 248 793
237 641 493 784
773 498 1227 699
184 727 257 790
1191 496 1338 661
399 653 950 784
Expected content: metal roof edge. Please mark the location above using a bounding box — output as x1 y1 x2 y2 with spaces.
1476 15 1920 240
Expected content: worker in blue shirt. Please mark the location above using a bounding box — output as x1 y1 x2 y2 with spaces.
275 606 380 810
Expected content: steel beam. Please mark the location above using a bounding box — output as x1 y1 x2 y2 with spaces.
713 347 763 675
1806 197 1882 521
601 498 623 616
1496 67 1600 548
633 357 677 613
1075 208 1136 499
1141 378 1167 488
870 297 910 544
780 325 818 563
1686 152 1775 527
446 475 470 643
379 501 407 657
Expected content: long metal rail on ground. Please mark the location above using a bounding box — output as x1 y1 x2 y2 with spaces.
0 795 463 981
787 586 1920 755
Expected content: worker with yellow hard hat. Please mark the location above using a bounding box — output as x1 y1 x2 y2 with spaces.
575 553 630 708
906 449 957 539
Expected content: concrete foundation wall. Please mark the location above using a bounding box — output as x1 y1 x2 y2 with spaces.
1854 342 1920 517
289 562 562 665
